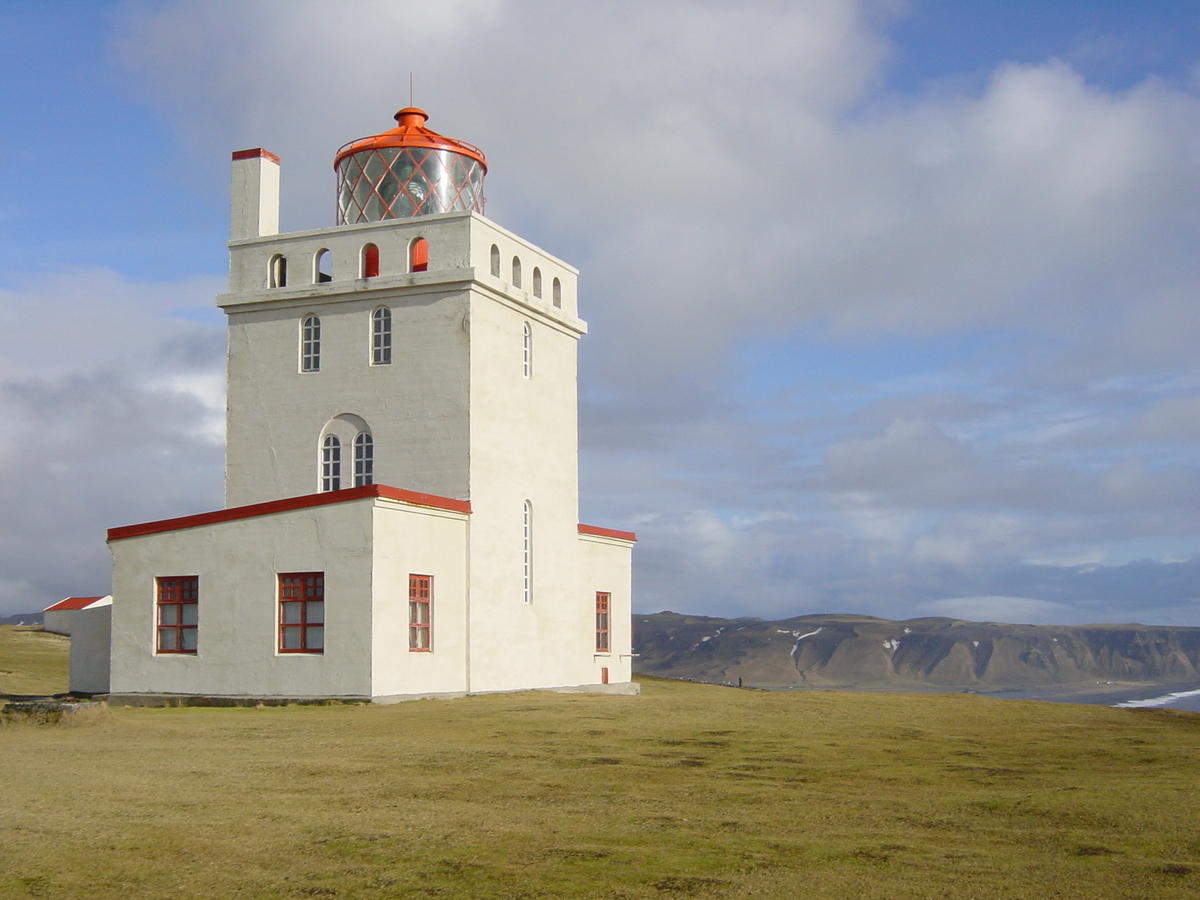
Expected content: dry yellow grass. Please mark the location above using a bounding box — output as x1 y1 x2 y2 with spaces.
3 669 1200 899
0 627 69 696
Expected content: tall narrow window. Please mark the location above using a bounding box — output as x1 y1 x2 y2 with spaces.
301 315 321 372
269 254 287 288
354 432 373 487
522 500 533 604
532 267 542 298
157 577 198 654
371 306 392 365
315 249 332 283
410 237 429 272
321 435 341 491
490 244 500 277
522 322 532 378
409 574 432 651
279 573 324 653
361 243 380 278
512 256 522 289
552 277 562 309
595 592 611 652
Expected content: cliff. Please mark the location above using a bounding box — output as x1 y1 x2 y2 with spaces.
633 612 1200 689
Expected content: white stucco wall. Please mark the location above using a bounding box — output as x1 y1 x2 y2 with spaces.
370 499 470 698
577 533 635 685
69 600 113 694
108 494 471 699
43 609 72 636
110 499 377 698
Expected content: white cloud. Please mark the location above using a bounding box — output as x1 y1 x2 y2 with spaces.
4 1 1195 624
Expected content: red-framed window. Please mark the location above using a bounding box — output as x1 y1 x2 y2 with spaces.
279 573 324 653
595 592 610 653
157 576 198 653
409 574 431 651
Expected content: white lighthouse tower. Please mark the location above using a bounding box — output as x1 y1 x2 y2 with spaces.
91 109 636 702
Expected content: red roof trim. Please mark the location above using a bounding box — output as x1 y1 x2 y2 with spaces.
232 148 280 164
108 485 470 542
578 523 637 543
44 596 105 612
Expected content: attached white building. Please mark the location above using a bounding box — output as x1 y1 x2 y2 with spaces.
93 108 635 702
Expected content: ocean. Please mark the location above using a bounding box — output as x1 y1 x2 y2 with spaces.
980 683 1200 712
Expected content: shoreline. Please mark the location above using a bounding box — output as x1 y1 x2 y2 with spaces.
705 679 1200 708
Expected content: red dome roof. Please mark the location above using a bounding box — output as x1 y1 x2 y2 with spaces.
334 108 487 171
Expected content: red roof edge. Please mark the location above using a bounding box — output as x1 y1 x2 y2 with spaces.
45 596 105 612
578 523 637 543
232 147 280 164
108 485 470 542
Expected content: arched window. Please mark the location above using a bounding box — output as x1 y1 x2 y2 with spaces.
410 237 428 273
354 433 374 487
522 500 533 604
314 249 332 283
490 244 500 277
269 254 287 288
321 435 341 492
361 243 380 278
301 315 321 372
371 307 392 365
522 321 532 379
552 277 562 309
532 267 542 298
512 256 522 289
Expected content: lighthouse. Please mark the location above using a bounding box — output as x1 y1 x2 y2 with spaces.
83 109 636 702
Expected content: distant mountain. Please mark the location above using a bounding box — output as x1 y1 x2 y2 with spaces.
633 611 1200 689
0 613 43 627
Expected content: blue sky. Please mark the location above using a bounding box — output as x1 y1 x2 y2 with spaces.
1 0 1199 626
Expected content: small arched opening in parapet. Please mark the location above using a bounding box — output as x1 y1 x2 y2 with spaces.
552 277 562 309
410 237 429 273
361 243 380 278
532 267 542 298
314 249 333 283
512 256 522 289
269 254 287 288
490 244 500 277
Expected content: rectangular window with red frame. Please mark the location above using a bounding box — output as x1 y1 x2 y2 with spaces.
279 573 324 653
157 576 198 653
409 574 431 651
595 592 610 653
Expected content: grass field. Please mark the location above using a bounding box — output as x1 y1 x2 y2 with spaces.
0 626 68 696
3 629 1200 898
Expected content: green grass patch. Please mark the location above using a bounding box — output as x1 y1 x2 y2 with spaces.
0 626 69 696
2 661 1200 897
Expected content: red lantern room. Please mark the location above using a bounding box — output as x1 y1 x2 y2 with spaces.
334 107 487 224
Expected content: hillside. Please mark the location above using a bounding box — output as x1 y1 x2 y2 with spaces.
634 611 1200 690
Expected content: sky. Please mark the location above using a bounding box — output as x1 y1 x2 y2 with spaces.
1 0 1199 627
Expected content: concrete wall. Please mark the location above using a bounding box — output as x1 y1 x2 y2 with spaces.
221 213 582 510
43 610 72 636
69 601 113 694
110 499 377 698
370 499 470 698
578 533 635 685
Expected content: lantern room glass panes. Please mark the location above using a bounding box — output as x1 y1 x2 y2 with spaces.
336 147 485 224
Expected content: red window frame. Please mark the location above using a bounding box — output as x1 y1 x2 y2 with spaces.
409 574 432 651
279 573 325 653
157 576 198 653
595 592 610 653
